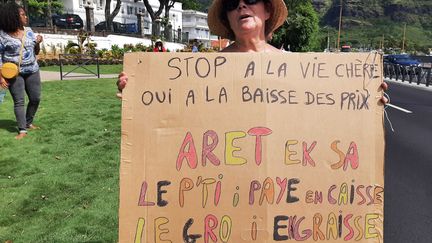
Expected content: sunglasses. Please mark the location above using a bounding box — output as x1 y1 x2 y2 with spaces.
223 0 264 12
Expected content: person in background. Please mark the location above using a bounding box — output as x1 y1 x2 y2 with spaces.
0 2 43 139
192 42 199 53
117 0 387 99
153 39 166 52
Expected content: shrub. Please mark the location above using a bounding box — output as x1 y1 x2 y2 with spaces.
38 59 46 67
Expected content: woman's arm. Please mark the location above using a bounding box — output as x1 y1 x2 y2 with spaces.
0 74 8 88
34 35 43 55
0 43 7 88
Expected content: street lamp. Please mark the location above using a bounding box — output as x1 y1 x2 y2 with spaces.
337 0 343 51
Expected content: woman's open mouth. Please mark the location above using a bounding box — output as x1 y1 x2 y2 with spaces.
239 14 252 20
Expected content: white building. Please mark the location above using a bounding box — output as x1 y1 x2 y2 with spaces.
61 0 183 36
182 10 218 47
58 1 219 46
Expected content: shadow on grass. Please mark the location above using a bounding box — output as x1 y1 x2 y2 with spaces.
0 119 17 133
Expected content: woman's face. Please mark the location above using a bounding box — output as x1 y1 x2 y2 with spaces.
225 0 270 38
19 8 28 26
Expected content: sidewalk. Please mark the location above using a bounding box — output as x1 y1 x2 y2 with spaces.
40 71 117 82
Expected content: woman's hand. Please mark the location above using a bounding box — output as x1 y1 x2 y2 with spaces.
380 82 388 104
36 35 43 44
0 77 8 89
116 72 128 98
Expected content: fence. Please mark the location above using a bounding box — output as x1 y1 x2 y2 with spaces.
59 54 100 80
383 63 432 87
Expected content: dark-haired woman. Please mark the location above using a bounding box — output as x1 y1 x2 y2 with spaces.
0 2 43 139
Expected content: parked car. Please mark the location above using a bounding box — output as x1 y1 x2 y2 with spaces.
29 16 47 27
341 45 351 52
52 14 83 29
95 21 137 34
384 54 421 67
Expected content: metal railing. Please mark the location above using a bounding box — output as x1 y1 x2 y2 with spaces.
383 63 432 87
59 54 100 80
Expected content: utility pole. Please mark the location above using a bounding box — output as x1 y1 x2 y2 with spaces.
337 0 343 51
402 23 406 53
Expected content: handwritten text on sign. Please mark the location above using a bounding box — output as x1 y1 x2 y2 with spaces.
119 53 384 243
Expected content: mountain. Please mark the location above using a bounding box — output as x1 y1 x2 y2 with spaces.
314 0 432 28
195 0 432 50
313 0 432 50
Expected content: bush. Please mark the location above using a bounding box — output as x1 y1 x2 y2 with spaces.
50 58 60 66
38 59 46 67
38 41 159 66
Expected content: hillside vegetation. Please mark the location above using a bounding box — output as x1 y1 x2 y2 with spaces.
316 0 432 51
196 0 432 52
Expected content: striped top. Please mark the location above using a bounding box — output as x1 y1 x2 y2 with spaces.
0 27 39 74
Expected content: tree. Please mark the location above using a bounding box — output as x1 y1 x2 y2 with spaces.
180 0 201 10
270 0 319 52
162 0 176 39
138 0 199 36
105 0 122 32
27 0 63 27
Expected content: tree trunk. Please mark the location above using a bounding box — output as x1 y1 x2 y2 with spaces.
142 0 164 36
163 0 176 39
105 0 122 32
47 0 53 28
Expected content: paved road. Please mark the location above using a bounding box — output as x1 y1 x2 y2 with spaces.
384 80 432 243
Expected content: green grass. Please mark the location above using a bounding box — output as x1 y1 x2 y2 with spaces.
40 64 123 75
0 78 121 242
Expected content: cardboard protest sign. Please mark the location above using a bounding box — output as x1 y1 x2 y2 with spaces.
119 52 385 243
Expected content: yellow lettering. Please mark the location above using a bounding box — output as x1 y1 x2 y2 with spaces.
225 131 247 165
285 140 300 165
365 213 380 239
155 217 172 243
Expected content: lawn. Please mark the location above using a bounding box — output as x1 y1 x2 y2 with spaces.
0 78 121 242
40 64 123 75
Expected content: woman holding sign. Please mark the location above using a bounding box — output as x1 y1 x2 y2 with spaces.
117 0 288 92
0 2 43 139
117 0 387 97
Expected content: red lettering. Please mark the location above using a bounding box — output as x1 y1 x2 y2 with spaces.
176 132 198 171
202 130 220 167
343 142 359 171
204 214 218 243
302 141 317 167
247 127 272 166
